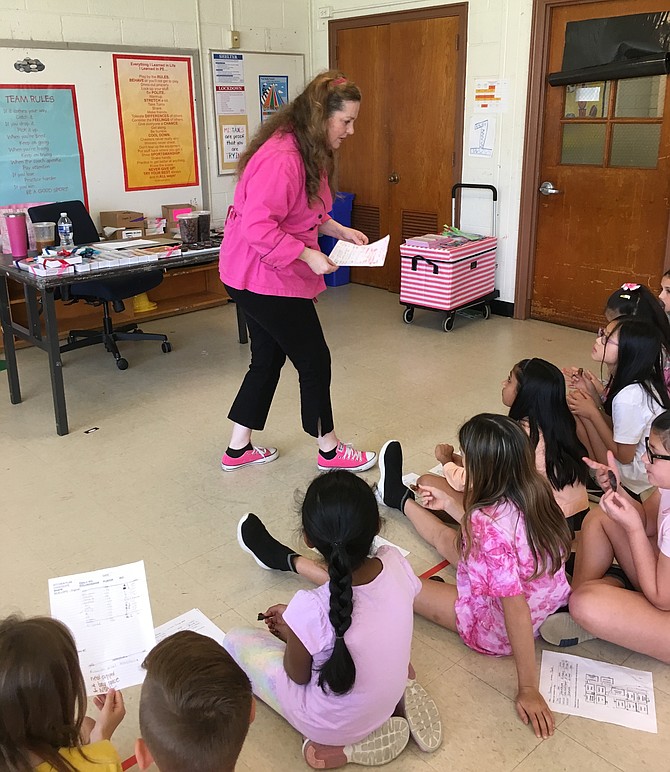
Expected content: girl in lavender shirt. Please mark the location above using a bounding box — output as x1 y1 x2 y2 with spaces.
226 471 442 769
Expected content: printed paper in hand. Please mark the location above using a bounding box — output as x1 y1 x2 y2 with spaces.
49 561 156 696
154 608 226 646
328 235 389 267
540 650 657 733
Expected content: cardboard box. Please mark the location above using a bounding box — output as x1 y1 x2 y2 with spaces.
99 210 145 229
162 204 193 234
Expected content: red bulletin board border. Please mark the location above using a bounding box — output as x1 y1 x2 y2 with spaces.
112 54 200 192
2 83 89 208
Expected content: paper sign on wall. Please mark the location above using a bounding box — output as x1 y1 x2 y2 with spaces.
474 78 509 113
468 116 496 157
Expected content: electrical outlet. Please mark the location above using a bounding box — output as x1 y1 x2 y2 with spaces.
230 30 240 49
318 6 332 19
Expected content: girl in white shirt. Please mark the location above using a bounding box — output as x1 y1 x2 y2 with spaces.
567 318 670 498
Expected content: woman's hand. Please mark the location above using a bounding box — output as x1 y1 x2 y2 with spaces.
339 225 369 245
89 688 125 742
299 247 338 275
566 388 599 419
264 604 290 642
515 686 555 739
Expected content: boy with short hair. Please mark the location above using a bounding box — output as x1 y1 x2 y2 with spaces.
135 631 254 772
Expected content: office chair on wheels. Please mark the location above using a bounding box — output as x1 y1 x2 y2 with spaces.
28 200 171 370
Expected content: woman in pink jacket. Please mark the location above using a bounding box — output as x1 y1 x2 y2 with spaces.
219 70 376 473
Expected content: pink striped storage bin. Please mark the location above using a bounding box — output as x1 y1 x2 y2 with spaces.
399 237 497 311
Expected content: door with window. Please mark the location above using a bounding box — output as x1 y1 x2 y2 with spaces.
530 1 670 330
331 8 466 292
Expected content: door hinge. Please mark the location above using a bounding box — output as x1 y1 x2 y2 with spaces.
452 152 456 167
456 34 460 51
335 45 339 65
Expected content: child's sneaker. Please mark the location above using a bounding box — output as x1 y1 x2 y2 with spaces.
237 513 298 572
221 445 278 471
397 679 442 752
317 442 377 472
302 717 410 769
378 441 414 513
539 611 596 647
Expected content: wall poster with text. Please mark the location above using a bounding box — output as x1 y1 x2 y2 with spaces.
0 83 87 207
259 75 288 121
113 54 199 191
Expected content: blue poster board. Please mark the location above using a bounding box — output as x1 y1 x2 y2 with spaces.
259 75 288 121
0 84 87 206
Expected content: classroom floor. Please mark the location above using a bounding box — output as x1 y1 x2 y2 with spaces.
1 283 668 771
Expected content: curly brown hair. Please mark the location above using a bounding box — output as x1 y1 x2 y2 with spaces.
237 70 361 202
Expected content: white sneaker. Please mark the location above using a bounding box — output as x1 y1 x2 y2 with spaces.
539 611 596 647
302 717 409 768
398 679 443 752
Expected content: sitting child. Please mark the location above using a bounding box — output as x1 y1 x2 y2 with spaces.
0 615 125 772
229 470 442 769
540 410 670 660
136 630 254 772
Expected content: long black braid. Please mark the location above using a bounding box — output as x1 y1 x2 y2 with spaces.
301 470 380 696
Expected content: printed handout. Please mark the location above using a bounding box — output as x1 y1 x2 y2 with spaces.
154 608 227 646
540 650 657 733
372 535 410 558
328 235 390 267
49 561 156 696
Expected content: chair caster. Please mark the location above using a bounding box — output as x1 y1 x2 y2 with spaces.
116 357 129 370
161 341 172 353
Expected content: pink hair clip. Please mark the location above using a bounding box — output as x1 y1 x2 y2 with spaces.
331 77 347 86
621 283 640 291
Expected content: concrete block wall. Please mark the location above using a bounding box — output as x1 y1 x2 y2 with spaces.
1 0 310 226
310 0 535 304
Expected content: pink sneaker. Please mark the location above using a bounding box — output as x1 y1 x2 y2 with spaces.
221 445 278 471
317 442 377 472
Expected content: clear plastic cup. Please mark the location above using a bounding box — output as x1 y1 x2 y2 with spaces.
176 213 199 244
33 221 56 252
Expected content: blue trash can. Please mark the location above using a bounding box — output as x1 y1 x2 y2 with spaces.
319 191 354 287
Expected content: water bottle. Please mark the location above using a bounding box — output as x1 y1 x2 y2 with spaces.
57 212 74 248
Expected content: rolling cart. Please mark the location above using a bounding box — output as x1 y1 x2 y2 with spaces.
399 183 499 332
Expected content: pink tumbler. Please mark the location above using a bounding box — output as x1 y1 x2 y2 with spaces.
4 212 28 258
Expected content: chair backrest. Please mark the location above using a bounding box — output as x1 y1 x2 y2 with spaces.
27 200 100 245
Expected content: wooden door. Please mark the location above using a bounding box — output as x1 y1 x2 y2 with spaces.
333 11 463 292
531 1 670 330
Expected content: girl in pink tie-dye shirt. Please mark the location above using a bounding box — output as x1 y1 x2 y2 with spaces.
378 414 572 739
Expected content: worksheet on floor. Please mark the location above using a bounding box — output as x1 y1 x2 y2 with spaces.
154 608 226 646
540 650 657 733
49 560 156 696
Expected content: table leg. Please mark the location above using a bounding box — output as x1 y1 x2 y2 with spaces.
42 288 69 435
0 275 21 404
236 302 248 344
24 284 42 339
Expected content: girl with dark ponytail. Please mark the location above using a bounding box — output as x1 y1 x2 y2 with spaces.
225 471 442 769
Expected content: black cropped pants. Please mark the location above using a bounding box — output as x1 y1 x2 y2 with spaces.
224 285 334 438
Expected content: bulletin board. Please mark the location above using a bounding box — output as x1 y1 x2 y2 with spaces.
211 50 305 175
0 42 207 225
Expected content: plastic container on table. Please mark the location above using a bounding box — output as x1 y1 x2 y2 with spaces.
319 191 355 287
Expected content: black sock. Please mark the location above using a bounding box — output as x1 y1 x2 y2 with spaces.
319 446 337 460
226 443 253 458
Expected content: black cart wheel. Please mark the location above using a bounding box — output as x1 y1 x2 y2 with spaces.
403 307 414 324
116 357 129 370
443 315 455 332
67 333 76 345
161 341 172 353
483 304 491 320
135 328 144 334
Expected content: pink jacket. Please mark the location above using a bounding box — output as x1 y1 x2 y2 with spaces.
219 130 332 298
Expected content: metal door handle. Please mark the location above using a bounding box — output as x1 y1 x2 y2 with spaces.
388 172 400 184
539 181 561 196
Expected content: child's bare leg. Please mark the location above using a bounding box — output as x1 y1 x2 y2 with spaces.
404 499 460 564
417 474 464 523
413 578 459 631
572 507 637 589
570 582 670 662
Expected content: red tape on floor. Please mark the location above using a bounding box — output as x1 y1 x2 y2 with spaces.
419 559 450 578
121 755 137 770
